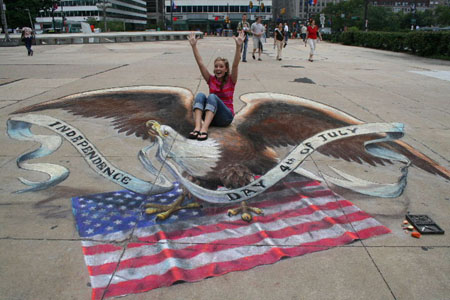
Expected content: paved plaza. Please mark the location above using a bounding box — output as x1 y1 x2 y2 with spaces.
0 36 449 300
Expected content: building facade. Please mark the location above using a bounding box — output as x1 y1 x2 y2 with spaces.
372 0 431 13
147 0 164 28
163 0 272 33
273 0 447 23
272 0 338 22
36 0 147 32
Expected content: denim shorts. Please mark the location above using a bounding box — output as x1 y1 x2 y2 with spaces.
193 93 234 126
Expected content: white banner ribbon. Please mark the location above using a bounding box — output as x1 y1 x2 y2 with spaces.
7 114 173 194
141 122 409 203
7 114 409 202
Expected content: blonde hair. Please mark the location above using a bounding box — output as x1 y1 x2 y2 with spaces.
214 57 230 89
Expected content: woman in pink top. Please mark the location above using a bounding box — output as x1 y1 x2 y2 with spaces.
187 31 244 141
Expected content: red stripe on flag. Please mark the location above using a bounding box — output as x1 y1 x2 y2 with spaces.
87 210 371 276
355 225 391 239
82 190 344 255
83 244 122 256
93 228 384 300
137 199 354 243
77 179 391 300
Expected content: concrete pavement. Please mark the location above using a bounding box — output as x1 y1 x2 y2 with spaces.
0 36 449 300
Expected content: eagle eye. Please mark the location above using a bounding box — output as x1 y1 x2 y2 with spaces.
164 130 169 136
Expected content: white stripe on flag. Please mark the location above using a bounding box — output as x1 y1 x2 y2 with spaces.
83 198 354 266
89 217 380 288
80 181 325 245
133 195 346 239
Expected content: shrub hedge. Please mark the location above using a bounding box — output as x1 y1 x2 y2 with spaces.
322 31 450 58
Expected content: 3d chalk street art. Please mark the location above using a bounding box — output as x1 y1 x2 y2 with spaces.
7 86 450 299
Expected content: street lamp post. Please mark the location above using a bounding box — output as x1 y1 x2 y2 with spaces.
411 0 417 30
227 3 230 29
103 0 106 32
25 9 34 29
0 0 10 42
364 0 368 31
96 0 112 32
52 3 56 31
170 0 173 31
301 0 310 23
61 0 65 32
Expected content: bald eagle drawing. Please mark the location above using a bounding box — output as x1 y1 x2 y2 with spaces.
9 86 450 221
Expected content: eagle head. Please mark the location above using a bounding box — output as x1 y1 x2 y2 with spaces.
146 120 170 138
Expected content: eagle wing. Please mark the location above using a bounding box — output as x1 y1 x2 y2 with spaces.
12 86 195 140
234 93 450 180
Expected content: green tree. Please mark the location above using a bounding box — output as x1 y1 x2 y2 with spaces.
321 0 365 32
435 5 450 26
418 9 435 27
4 0 53 29
367 6 398 31
322 0 450 32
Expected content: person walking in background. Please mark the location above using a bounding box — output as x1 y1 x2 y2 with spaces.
306 19 322 62
301 23 307 46
274 23 285 61
263 24 267 43
283 22 289 47
251 16 265 61
259 23 265 53
21 26 34 56
237 13 251 62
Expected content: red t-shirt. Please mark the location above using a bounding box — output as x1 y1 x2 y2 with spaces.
307 26 319 39
208 75 235 115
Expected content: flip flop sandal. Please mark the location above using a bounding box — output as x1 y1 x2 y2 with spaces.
197 132 208 141
188 130 200 139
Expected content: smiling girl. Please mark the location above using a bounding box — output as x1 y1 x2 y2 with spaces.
187 31 245 141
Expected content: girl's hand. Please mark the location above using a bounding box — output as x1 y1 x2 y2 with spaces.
233 31 245 47
188 32 198 46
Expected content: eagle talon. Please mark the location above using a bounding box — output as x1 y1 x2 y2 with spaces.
227 201 263 222
242 213 252 222
145 190 201 220
227 208 240 216
156 211 172 220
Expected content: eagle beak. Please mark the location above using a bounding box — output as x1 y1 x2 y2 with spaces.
146 120 164 137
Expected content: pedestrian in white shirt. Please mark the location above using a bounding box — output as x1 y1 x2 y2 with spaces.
284 23 289 47
301 24 307 46
251 16 265 61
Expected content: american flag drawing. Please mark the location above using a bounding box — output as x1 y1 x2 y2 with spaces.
72 174 390 300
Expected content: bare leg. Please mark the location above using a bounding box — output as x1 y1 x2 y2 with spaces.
193 108 203 132
200 110 215 134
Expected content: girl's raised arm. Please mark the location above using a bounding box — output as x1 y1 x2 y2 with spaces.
230 31 244 84
188 32 210 82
